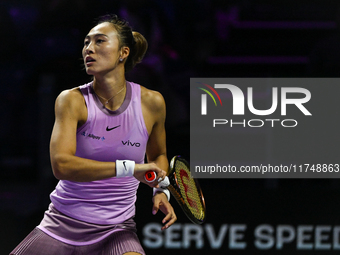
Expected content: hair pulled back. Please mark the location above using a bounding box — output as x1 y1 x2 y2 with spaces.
97 14 148 72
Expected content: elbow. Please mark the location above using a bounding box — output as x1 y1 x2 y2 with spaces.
51 154 71 180
52 168 65 181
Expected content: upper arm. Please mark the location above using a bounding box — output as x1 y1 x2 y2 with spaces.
50 89 87 170
142 88 167 164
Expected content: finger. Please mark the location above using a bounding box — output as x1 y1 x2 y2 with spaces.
155 170 166 180
161 213 177 230
152 180 160 188
145 178 160 188
162 212 172 224
152 195 162 215
161 204 175 223
152 203 159 215
160 206 175 227
167 215 177 228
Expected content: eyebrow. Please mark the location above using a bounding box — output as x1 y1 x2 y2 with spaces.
85 33 109 39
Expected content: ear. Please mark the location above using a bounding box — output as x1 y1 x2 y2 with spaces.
120 46 130 61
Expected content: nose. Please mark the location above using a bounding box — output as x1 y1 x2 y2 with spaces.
84 42 94 55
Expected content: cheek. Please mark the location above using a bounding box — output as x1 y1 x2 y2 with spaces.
104 44 119 56
103 49 118 62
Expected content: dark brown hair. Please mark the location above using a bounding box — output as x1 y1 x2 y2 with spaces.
97 14 148 72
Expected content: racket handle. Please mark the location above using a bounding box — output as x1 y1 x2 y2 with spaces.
144 171 170 188
144 171 156 182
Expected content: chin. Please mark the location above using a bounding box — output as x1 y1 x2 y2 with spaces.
86 69 95 75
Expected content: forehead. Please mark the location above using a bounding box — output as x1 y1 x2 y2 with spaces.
86 22 118 38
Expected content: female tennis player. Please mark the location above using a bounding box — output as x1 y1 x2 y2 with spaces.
10 14 176 255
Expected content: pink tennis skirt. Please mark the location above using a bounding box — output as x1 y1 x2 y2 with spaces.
10 227 145 255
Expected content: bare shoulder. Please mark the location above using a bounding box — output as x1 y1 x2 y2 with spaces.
140 86 166 114
55 87 84 110
55 87 87 121
56 87 83 104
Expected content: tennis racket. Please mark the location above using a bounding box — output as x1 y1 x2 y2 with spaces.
145 155 206 224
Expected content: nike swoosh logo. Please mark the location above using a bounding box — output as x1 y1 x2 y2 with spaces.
106 125 121 131
123 161 127 171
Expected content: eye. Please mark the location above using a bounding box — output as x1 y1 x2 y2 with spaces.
84 40 89 46
96 39 104 44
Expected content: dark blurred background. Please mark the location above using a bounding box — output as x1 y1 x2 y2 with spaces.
2 0 340 254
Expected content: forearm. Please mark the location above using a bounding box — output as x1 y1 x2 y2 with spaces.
51 153 165 184
51 153 116 182
148 153 169 174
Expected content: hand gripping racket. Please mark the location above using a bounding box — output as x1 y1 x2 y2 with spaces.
145 156 206 224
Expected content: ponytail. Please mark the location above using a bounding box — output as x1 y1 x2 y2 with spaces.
127 31 148 71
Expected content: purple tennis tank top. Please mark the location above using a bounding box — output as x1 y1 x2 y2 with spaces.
49 81 149 225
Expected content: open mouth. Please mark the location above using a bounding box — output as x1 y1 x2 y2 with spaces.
85 56 95 63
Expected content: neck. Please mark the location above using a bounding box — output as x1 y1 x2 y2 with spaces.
93 70 125 92
92 72 127 109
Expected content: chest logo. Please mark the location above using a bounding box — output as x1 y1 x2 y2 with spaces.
81 131 105 141
122 140 141 147
106 125 121 131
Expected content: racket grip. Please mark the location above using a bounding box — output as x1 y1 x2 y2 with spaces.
144 171 157 182
144 171 170 188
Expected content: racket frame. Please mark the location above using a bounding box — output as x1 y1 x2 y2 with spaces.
167 155 206 224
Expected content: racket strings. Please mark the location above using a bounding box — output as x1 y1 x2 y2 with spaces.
167 185 185 205
174 161 205 221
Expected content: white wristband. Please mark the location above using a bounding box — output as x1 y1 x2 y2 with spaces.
116 160 135 178
153 187 170 201
158 176 170 188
